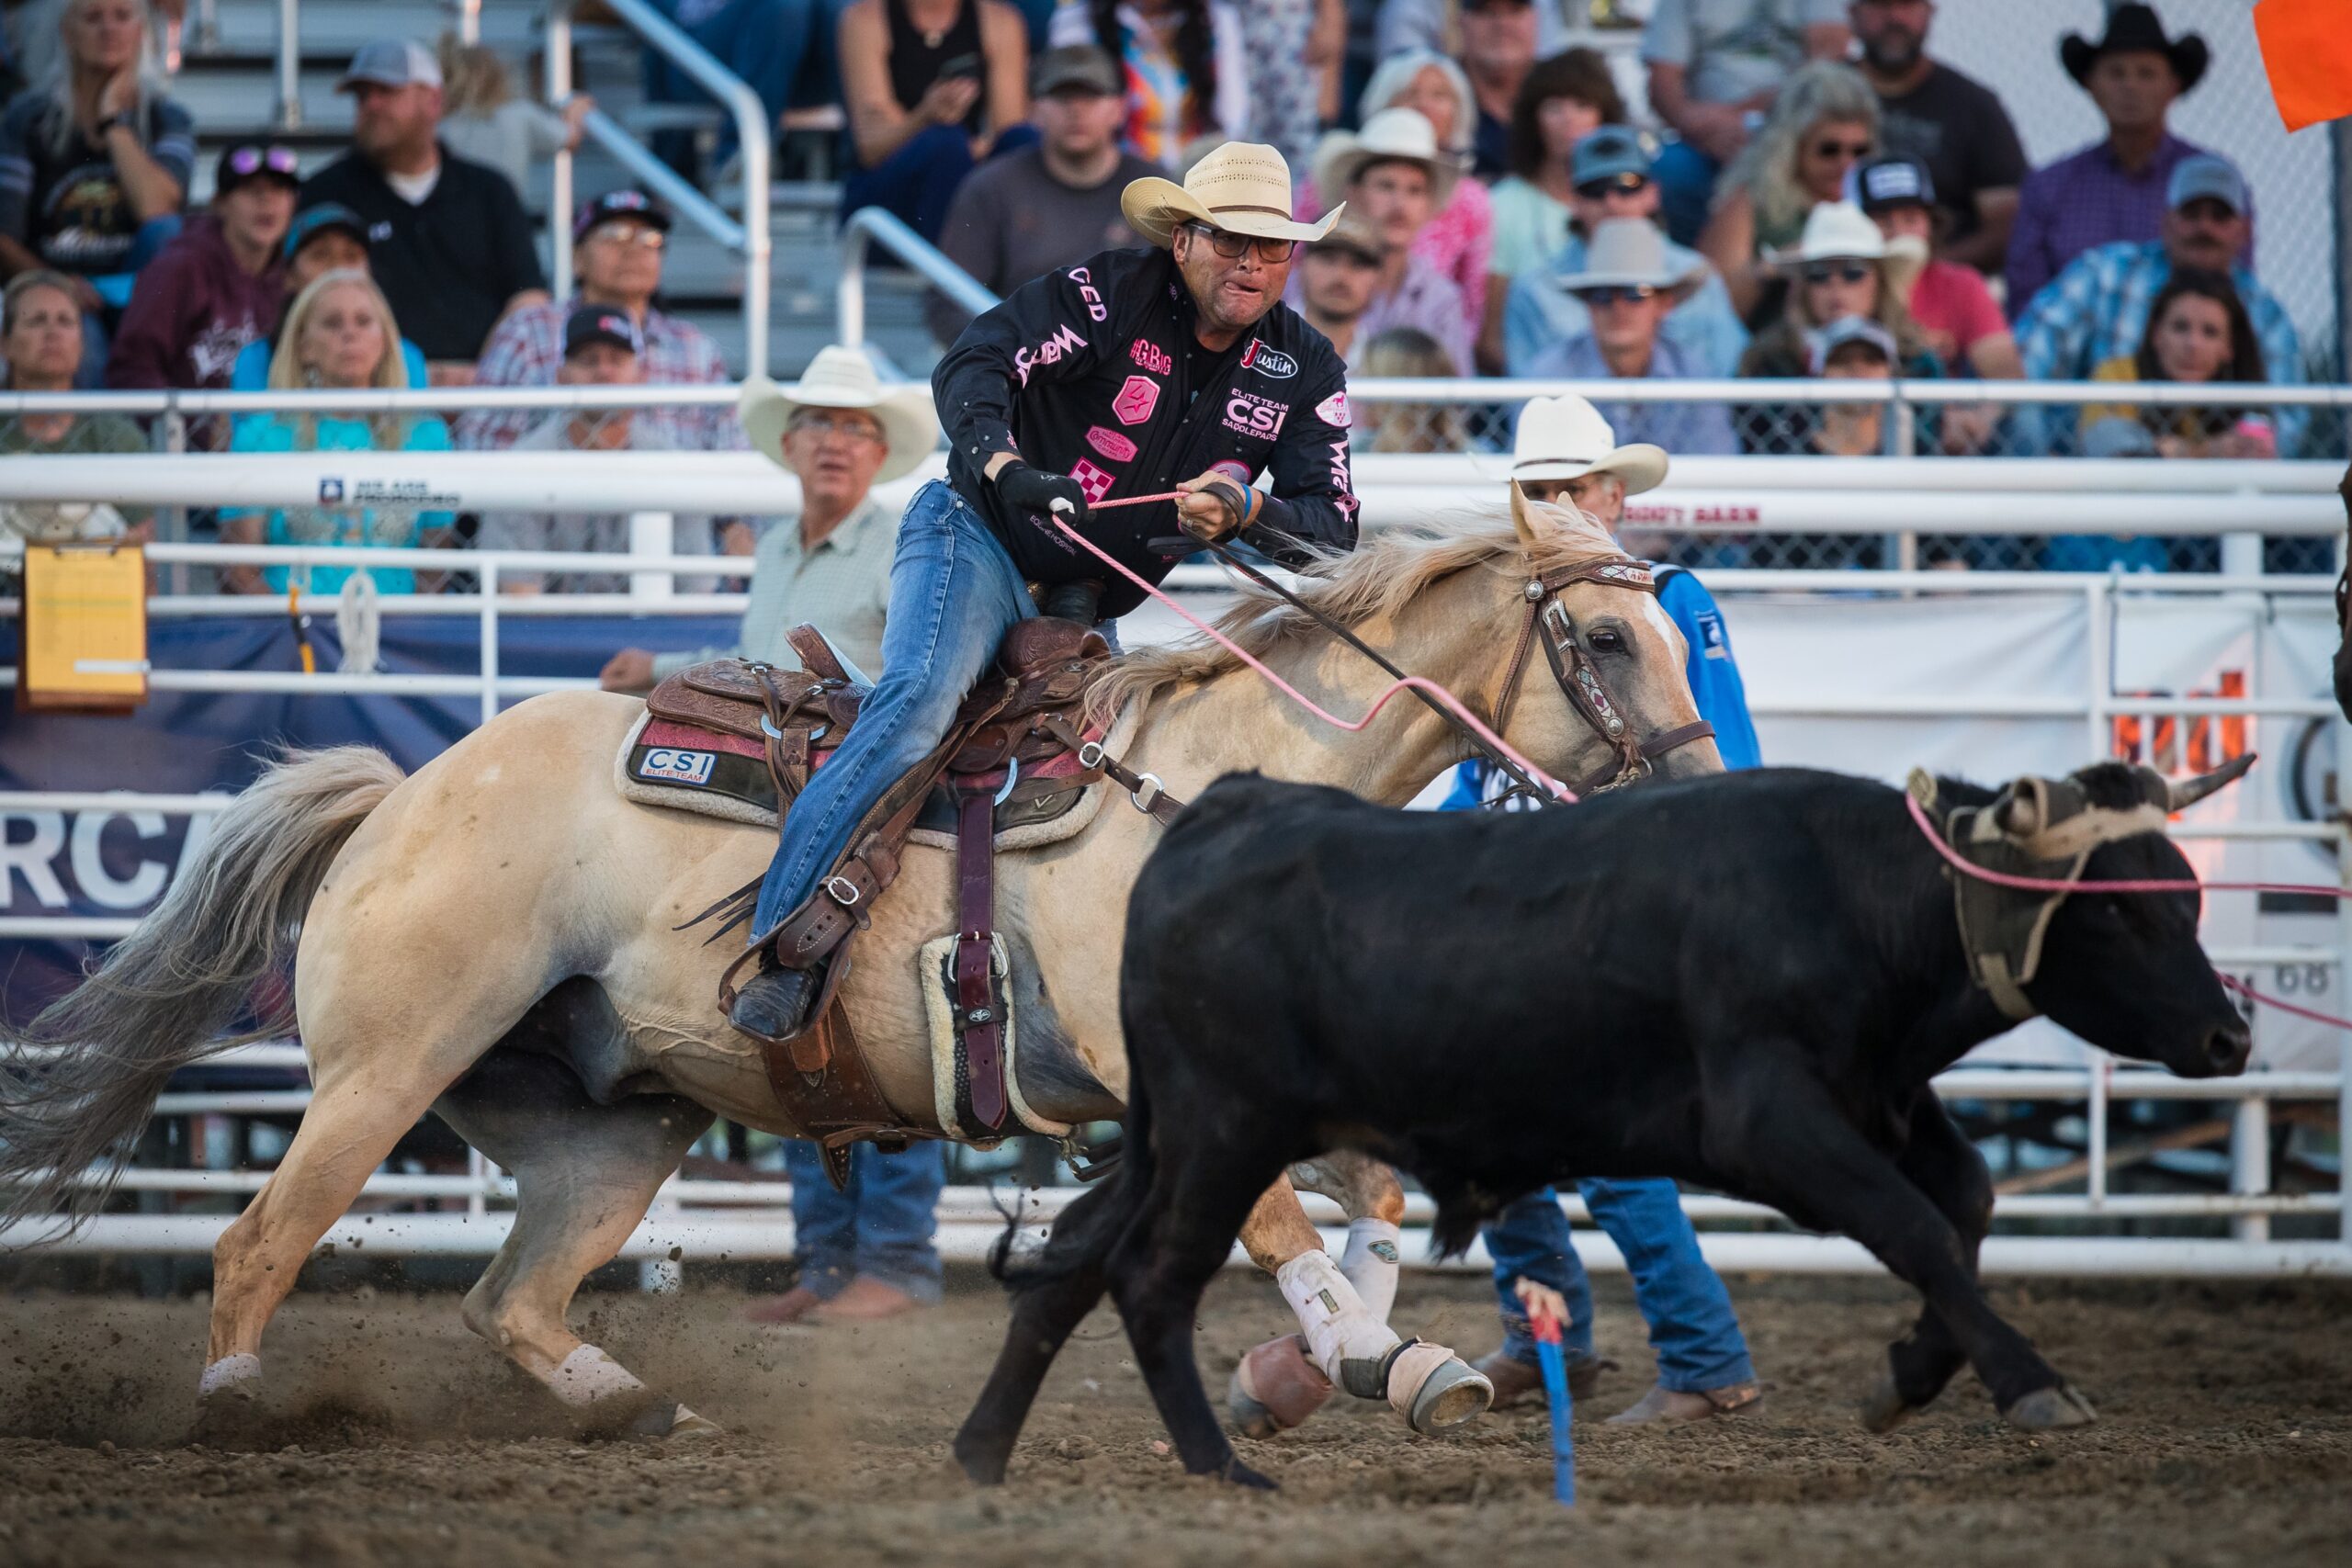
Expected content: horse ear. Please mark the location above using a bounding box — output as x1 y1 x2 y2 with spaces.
1508 481 1549 548
2167 752 2256 813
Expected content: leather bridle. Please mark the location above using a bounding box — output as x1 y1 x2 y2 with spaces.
1489 556 1717 798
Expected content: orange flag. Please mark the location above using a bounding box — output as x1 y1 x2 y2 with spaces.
2254 0 2352 132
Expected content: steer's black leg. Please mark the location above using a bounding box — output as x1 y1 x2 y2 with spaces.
1717 1066 2083 1427
1864 1096 1996 1431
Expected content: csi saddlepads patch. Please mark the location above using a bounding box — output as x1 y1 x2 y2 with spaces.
636 747 718 786
1223 391 1290 439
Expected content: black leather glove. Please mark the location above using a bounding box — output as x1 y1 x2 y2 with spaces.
995 461 1091 530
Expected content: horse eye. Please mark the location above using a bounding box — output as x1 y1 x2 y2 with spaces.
1589 628 1625 654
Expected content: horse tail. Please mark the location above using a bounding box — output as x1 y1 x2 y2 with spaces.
990 1084 1157 1298
0 747 406 1238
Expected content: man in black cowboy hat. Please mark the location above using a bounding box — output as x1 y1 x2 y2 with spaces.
2005 3 2243 316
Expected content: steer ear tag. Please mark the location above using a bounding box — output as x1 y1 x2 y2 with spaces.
1905 768 1939 812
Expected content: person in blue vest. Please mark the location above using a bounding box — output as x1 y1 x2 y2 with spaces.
1445 393 1762 1423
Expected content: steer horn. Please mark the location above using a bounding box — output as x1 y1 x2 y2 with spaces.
2165 752 2257 813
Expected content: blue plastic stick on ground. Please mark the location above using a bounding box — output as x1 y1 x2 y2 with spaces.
1533 1318 1575 1506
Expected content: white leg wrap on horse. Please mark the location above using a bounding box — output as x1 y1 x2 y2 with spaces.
547 1344 650 1408
1339 1217 1403 1325
198 1353 262 1398
1276 1250 1400 1388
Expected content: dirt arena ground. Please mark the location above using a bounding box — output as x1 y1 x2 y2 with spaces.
0 1270 2346 1566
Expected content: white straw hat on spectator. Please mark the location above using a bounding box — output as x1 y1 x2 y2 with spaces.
1313 108 1464 208
1553 219 1704 294
739 345 939 484
1770 201 1926 294
1512 395 1668 496
1121 142 1340 247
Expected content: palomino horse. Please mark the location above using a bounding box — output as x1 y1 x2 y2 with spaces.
0 495 1720 1440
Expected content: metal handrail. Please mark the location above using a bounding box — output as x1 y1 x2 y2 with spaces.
276 0 300 128
547 0 772 379
838 206 998 348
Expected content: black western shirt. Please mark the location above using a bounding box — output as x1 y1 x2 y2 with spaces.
933 245 1360 617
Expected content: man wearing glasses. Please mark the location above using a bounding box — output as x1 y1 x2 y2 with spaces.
107 142 299 399
1503 126 1746 379
725 141 1361 1045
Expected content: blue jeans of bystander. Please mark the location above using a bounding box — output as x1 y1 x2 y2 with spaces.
781 1138 948 1302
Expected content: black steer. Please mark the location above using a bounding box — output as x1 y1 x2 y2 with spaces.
956 760 2256 1488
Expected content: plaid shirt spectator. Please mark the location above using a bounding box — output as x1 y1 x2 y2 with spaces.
457 299 740 453
2004 133 2246 323
2015 239 2304 456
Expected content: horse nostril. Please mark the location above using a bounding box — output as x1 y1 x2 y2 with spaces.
2207 1024 2252 1072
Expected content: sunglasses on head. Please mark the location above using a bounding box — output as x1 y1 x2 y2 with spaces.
1804 263 1873 286
1576 285 1657 307
1815 139 1873 161
1574 174 1651 201
1185 224 1296 263
227 145 300 179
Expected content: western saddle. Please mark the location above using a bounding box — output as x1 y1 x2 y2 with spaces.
645 617 1170 1186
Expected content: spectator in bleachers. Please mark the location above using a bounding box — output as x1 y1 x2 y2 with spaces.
1502 126 1745 379
1354 323 1466 455
1515 218 1734 457
228 202 427 392
1455 0 1535 180
928 44 1155 343
839 0 1033 243
1480 47 1626 371
1048 0 1242 168
1303 107 1470 374
1325 51 1490 344
478 307 722 593
2005 5 2227 321
643 0 833 176
1735 200 1941 455
1642 0 1850 246
300 40 549 380
1292 204 1382 369
1232 0 1334 174
2016 154 2302 458
1698 59 1877 323
220 270 454 597
1 269 152 540
2079 270 2275 463
0 0 194 381
1847 0 2021 277
1802 314 1896 455
1852 153 2016 381
435 33 592 203
105 142 294 405
462 192 741 489
600 343 935 721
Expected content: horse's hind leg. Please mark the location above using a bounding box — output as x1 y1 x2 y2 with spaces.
1291 1152 1407 1321
435 1050 716 1438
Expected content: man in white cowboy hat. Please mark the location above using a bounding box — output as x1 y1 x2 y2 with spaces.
1445 393 1763 1425
1517 218 1736 457
1301 107 1473 375
599 343 936 692
724 141 1358 1043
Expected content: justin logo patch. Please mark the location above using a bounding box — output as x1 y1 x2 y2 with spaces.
1114 375 1160 425
1085 425 1138 462
1070 458 1117 505
1239 339 1297 378
637 747 717 786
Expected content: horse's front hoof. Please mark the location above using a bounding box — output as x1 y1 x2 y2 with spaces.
1860 1371 1923 1434
2002 1383 2098 1431
1229 1335 1332 1438
190 1388 272 1450
1386 1343 1492 1436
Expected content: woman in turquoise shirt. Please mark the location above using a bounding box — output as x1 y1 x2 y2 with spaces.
222 268 453 595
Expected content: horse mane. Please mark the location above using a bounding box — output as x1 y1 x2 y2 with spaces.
1088 503 1625 719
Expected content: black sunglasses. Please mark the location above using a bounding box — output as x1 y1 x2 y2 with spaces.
1804 263 1873 286
1185 224 1296 263
1574 174 1651 202
1575 285 1658 307
1814 139 1874 161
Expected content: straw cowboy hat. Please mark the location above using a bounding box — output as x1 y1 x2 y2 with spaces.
739 344 939 484
1121 141 1340 248
1512 395 1668 496
1554 219 1706 295
1768 201 1926 296
1313 107 1464 209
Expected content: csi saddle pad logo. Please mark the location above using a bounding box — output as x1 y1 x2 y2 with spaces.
1113 375 1160 425
637 747 718 786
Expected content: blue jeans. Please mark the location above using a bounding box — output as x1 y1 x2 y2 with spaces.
841 123 1038 246
1485 1179 1754 1393
645 0 847 164
1649 139 1722 251
752 479 1035 934
782 1137 947 1301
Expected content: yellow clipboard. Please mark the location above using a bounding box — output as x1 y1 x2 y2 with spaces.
20 544 149 712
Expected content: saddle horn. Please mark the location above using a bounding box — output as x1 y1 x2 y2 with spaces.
2165 752 2257 814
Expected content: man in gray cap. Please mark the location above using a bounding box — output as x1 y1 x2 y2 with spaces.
299 39 548 376
2016 152 2303 455
927 46 1157 344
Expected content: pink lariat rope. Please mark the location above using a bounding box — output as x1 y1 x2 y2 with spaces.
1905 791 2352 1032
1047 504 1578 802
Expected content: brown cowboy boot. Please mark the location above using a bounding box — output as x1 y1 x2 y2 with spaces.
1606 1380 1763 1424
1471 1348 1607 1410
